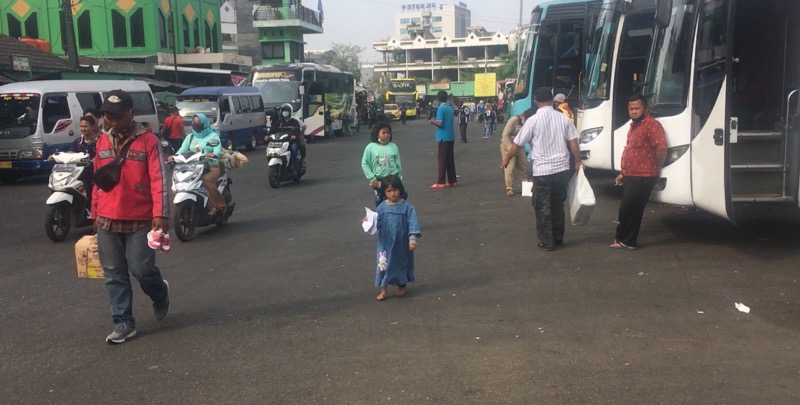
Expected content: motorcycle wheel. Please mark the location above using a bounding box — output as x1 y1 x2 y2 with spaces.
269 165 281 188
173 202 195 241
217 186 233 227
45 202 72 242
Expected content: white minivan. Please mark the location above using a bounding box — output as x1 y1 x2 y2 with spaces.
0 80 158 182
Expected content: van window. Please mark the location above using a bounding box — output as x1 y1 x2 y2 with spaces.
240 96 252 113
76 92 102 113
129 91 156 115
220 97 231 114
42 94 71 133
232 97 242 114
250 96 264 112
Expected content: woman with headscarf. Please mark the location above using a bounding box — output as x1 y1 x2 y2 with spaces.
172 114 226 215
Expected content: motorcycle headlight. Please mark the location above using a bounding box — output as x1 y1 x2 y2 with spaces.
580 127 603 144
663 145 689 167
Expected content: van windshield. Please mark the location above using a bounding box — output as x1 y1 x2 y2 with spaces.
0 93 41 138
176 97 219 123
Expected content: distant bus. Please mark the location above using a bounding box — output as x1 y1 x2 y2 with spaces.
386 78 417 119
247 63 354 138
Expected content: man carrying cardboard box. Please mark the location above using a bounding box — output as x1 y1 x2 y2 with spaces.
92 90 171 344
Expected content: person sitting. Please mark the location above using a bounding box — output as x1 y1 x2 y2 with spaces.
171 114 226 216
268 103 306 177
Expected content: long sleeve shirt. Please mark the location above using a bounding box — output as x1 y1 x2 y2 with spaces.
361 142 403 181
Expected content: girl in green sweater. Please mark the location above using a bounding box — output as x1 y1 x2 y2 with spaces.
361 122 405 207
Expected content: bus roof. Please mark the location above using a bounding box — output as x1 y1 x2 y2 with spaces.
179 86 260 96
536 0 600 19
249 62 349 75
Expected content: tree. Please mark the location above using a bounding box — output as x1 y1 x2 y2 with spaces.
323 42 364 82
494 51 518 81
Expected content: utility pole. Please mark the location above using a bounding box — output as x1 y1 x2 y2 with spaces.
61 0 79 71
172 0 179 83
519 0 523 27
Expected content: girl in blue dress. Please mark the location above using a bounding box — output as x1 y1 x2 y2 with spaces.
372 175 421 301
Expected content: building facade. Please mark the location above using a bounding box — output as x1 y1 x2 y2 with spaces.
251 0 323 65
373 31 509 82
395 2 470 39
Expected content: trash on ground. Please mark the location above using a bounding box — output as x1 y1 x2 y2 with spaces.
735 302 751 314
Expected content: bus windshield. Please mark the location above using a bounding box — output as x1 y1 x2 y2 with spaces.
392 95 416 106
582 1 618 107
514 10 542 97
0 94 41 138
643 0 695 114
253 81 300 108
176 97 219 123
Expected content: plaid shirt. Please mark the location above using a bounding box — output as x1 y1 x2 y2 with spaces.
95 121 152 234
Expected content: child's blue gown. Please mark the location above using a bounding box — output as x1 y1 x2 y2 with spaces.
375 200 420 287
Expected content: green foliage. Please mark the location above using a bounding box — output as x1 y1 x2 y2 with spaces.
494 51 518 80
324 42 365 82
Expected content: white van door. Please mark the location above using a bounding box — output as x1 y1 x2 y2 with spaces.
690 1 731 221
41 93 79 152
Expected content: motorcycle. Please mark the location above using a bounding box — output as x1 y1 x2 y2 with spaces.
45 152 93 242
266 127 305 188
169 152 235 241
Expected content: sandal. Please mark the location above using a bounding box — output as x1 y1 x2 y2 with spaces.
610 241 638 250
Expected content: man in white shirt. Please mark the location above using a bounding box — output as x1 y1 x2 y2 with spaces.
501 88 582 250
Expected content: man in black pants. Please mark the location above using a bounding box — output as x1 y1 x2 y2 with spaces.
611 94 667 250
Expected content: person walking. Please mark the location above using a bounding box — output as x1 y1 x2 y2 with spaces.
611 94 667 250
483 105 495 138
554 93 575 124
477 100 485 123
361 122 404 207
500 108 535 196
400 105 407 125
428 91 457 188
92 90 170 344
501 88 582 251
162 107 185 152
469 101 476 122
458 103 470 143
369 175 420 301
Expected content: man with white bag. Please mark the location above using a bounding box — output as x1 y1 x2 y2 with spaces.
501 88 582 251
611 94 667 250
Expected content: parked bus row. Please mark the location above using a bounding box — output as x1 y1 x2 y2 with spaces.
511 0 800 222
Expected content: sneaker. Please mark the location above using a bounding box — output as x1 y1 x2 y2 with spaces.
106 322 136 344
159 232 170 253
153 280 170 321
147 229 163 250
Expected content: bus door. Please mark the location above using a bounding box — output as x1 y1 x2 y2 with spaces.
690 0 731 220
304 82 326 137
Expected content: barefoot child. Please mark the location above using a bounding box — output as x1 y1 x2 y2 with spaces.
371 175 420 300
361 122 404 207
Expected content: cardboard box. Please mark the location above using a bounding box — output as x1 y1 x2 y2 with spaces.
75 235 104 279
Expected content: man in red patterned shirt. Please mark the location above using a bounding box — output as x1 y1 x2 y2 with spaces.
611 94 667 250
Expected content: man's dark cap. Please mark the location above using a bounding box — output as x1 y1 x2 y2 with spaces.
100 90 134 115
533 87 554 102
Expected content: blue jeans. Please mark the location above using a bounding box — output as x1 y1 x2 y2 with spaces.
97 226 168 326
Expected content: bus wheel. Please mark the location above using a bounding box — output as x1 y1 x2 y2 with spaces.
247 133 257 151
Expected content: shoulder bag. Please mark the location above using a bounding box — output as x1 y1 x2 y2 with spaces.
93 135 135 192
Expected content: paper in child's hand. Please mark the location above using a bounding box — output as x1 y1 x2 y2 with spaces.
362 207 378 235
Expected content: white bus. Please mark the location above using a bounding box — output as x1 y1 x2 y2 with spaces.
578 0 656 170
640 0 800 221
247 63 354 139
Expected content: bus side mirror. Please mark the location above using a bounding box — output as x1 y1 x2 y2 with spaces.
656 0 672 29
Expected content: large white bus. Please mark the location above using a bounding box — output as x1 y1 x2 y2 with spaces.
578 0 656 169
247 63 354 139
639 0 800 221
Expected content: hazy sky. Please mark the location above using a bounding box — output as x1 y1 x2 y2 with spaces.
301 0 545 61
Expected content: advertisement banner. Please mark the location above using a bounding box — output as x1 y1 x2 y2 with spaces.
474 73 497 98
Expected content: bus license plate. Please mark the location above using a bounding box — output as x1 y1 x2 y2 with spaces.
0 161 12 169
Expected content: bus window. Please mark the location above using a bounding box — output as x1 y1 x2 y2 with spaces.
41 95 70 133
76 92 102 113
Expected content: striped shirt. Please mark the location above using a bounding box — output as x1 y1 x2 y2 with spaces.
513 107 577 176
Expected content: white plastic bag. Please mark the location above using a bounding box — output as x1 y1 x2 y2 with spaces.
521 181 533 197
566 167 596 225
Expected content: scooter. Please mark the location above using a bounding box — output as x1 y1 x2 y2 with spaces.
266 128 305 188
45 152 93 242
170 152 235 241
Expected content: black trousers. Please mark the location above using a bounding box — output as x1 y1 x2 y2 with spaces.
459 122 468 142
615 176 658 247
437 141 457 185
532 170 572 247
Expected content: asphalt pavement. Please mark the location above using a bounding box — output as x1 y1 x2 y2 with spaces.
1 119 800 404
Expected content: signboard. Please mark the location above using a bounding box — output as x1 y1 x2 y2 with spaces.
11 55 30 72
388 80 416 92
474 73 497 97
429 82 450 90
252 70 301 82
